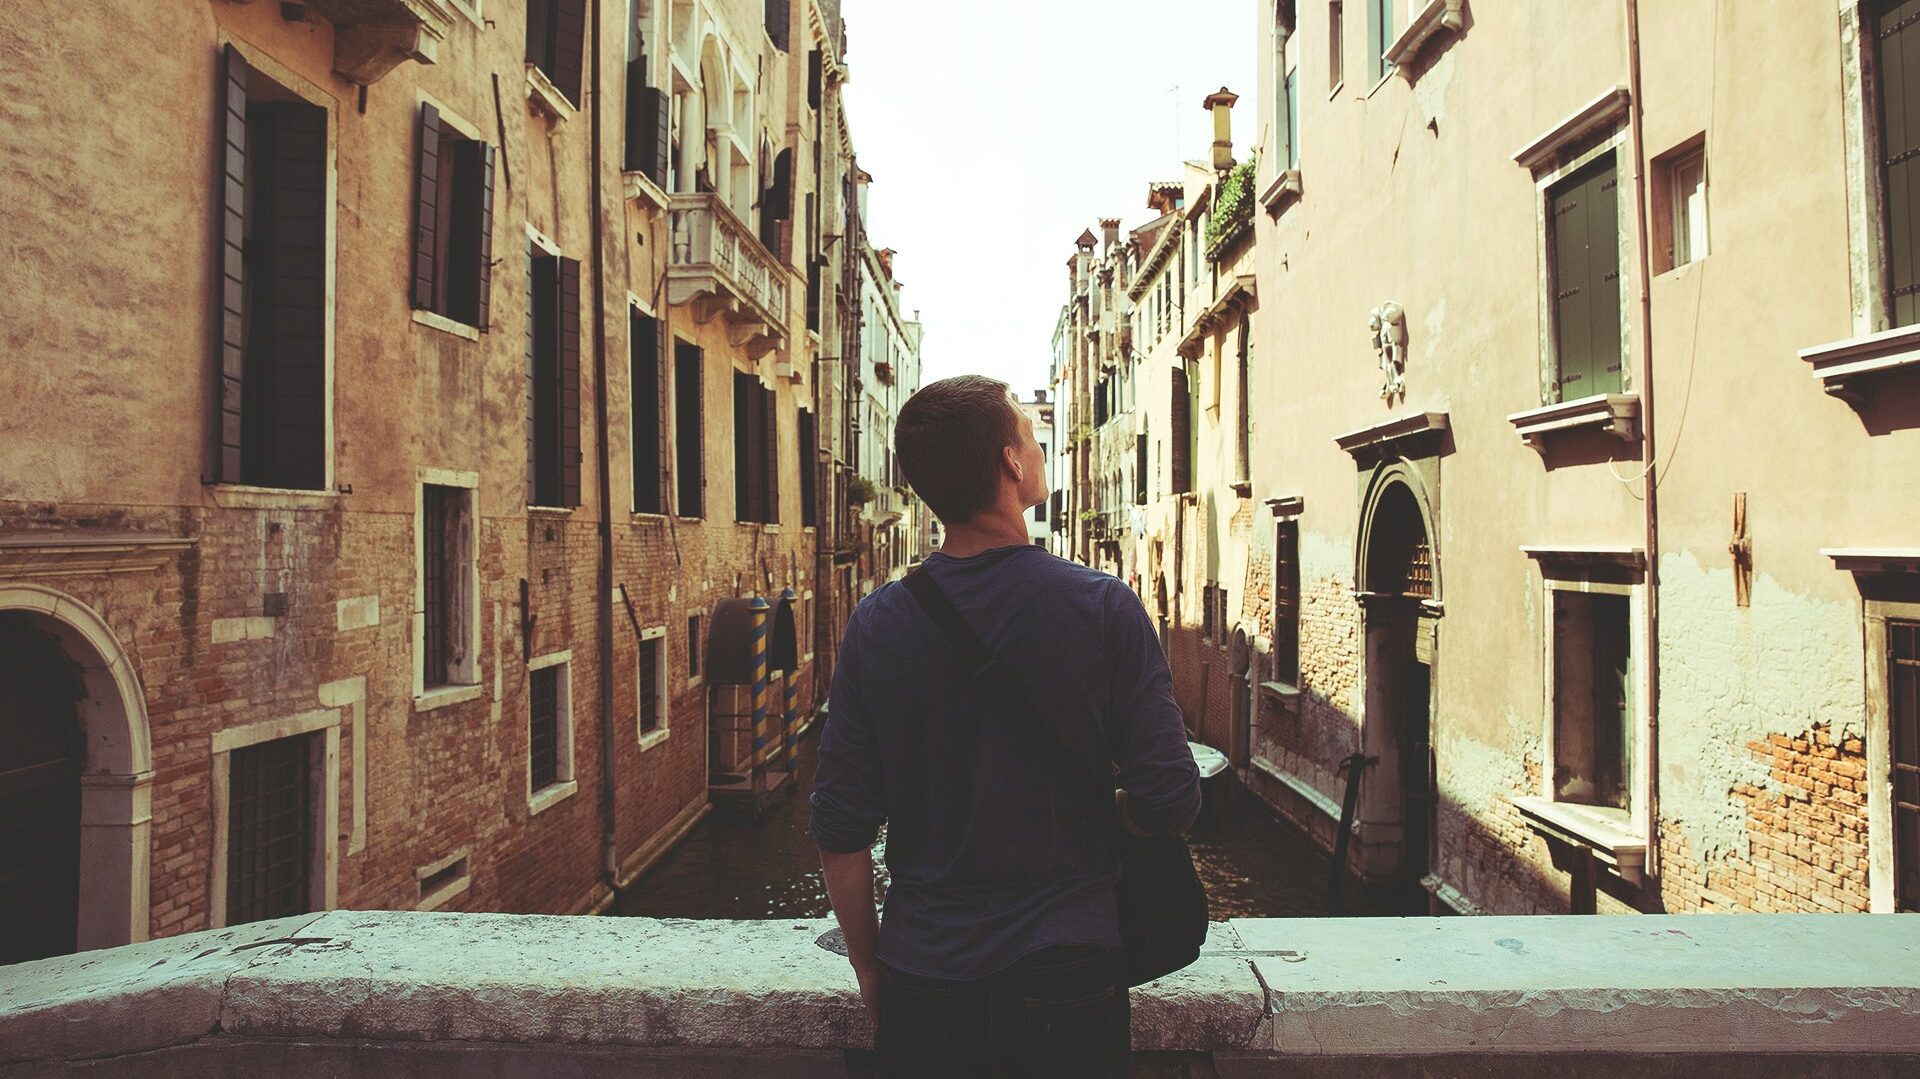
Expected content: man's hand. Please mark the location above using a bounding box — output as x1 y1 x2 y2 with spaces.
821 847 883 1025
853 964 881 1022
1115 787 1151 836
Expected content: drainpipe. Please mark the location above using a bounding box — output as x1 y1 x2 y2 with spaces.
589 0 621 893
1624 0 1662 896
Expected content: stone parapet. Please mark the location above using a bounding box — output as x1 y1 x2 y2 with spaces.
4 911 1919 1076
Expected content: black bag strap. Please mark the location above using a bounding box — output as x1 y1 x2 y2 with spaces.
902 566 1113 817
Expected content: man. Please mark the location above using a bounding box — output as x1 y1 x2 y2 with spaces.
809 375 1200 1078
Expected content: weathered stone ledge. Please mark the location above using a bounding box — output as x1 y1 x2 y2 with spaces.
3 911 1919 1076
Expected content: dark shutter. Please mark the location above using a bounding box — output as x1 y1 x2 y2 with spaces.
475 143 496 330
526 0 553 68
412 103 441 311
624 57 648 173
766 0 790 51
1550 153 1622 398
1273 521 1300 685
265 102 328 491
558 256 583 506
213 44 248 484
808 49 823 110
762 148 792 251
552 0 587 106
531 255 559 504
445 139 487 326
1878 1 1920 326
798 408 817 527
763 386 780 523
1136 434 1148 505
806 258 822 332
734 371 754 521
1170 365 1191 493
675 340 704 516
645 88 670 186
631 310 662 514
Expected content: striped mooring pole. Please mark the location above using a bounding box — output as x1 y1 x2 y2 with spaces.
749 596 771 771
780 587 800 767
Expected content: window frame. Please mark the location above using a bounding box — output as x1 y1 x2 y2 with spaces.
1863 596 1920 913
1531 132 1635 407
1531 569 1649 836
414 470 482 708
207 708 340 930
629 297 666 516
527 649 578 813
638 625 670 749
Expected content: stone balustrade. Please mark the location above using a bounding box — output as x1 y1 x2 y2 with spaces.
3 911 1919 1077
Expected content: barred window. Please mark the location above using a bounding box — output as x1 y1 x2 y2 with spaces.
227 733 316 924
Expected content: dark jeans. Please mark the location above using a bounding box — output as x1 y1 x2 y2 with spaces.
876 944 1130 1079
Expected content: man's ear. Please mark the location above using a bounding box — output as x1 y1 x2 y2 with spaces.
1003 443 1024 483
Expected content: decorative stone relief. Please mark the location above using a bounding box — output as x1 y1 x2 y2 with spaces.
1369 302 1408 399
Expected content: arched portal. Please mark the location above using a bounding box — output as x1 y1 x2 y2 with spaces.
1354 471 1440 910
0 585 152 957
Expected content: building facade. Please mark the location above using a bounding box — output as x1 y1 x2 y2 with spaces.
1056 0 1920 918
0 0 916 963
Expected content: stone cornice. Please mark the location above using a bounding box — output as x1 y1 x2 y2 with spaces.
0 535 195 580
1512 87 1631 173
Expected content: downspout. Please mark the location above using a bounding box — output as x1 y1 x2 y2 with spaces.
590 0 620 893
1624 0 1662 896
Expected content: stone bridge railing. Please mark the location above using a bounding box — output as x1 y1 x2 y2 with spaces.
4 911 1919 1077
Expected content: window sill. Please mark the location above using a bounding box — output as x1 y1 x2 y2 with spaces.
1259 679 1302 704
631 511 670 523
1260 169 1303 217
525 63 576 121
528 779 579 816
1799 322 1920 405
1507 393 1639 456
1364 70 1397 101
415 874 471 912
1513 795 1645 884
622 169 670 212
411 308 482 341
205 485 340 510
1384 0 1467 76
1327 80 1345 102
638 727 670 752
528 505 575 516
414 683 485 713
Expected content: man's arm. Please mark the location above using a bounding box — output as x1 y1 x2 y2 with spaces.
820 847 881 1017
808 606 888 1016
1105 583 1203 835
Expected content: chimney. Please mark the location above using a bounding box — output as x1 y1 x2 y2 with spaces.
1074 228 1098 253
1099 217 1121 254
1035 389 1049 403
1204 86 1240 171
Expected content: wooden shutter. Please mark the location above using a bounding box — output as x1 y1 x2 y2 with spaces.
763 386 780 523
411 103 441 311
1136 434 1148 505
631 311 662 514
734 372 754 520
526 0 553 68
558 256 583 506
265 102 328 490
531 255 559 504
676 340 703 516
1879 2 1920 326
766 0 790 51
475 143 496 330
1550 153 1622 398
808 49 823 110
1170 366 1191 493
551 0 587 106
213 44 248 484
798 408 817 527
645 88 670 186
624 57 647 173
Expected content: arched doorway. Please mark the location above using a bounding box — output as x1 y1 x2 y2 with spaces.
0 586 152 960
1356 474 1439 911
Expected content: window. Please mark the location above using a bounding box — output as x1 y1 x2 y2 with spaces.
226 732 318 924
674 339 704 516
808 48 824 111
1329 0 1345 91
798 407 818 527
415 849 471 911
1893 619 1920 912
1285 67 1300 169
1654 142 1708 272
1135 434 1148 505
1876 0 1920 326
1202 582 1217 640
212 45 329 491
762 148 793 253
527 652 575 808
420 482 477 690
1170 364 1193 493
631 309 664 514
1552 591 1632 811
411 104 496 329
765 0 790 51
1034 501 1046 522
1272 520 1300 686
733 372 779 523
687 613 703 681
1274 3 1298 167
624 44 669 183
529 250 582 507
525 0 587 105
638 628 666 739
1235 314 1251 484
1547 152 1624 399
1368 0 1395 85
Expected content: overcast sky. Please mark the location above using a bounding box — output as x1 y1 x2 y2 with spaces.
839 0 1260 397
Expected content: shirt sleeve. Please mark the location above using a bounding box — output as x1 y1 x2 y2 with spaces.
808 603 888 854
1104 582 1202 835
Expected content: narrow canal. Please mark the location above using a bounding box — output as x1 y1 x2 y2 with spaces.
612 728 1359 921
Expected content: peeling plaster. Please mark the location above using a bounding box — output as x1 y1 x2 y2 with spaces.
1656 551 1864 863
1411 48 1458 126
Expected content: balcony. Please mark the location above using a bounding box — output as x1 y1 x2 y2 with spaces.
4 911 1917 1075
666 193 789 360
291 0 465 85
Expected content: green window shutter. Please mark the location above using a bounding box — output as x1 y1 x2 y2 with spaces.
1549 153 1621 399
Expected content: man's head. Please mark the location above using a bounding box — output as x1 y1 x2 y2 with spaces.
894 375 1047 526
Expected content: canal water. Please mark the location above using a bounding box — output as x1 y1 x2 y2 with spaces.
612 729 1356 921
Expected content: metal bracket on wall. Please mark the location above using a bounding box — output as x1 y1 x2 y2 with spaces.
519 578 536 662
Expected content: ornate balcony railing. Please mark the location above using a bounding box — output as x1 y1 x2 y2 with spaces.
667 193 789 360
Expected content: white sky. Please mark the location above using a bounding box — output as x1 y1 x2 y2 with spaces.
839 0 1260 396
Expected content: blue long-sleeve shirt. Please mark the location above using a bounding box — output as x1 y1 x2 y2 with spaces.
809 543 1201 980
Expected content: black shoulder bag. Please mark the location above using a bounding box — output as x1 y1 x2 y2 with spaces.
902 566 1207 988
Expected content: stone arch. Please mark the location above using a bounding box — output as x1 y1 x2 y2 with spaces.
0 584 152 950
1355 462 1441 601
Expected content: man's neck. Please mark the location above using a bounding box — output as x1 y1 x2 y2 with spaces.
936 509 1033 559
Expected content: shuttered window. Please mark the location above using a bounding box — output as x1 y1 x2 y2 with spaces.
530 254 582 507
765 0 790 52
764 385 781 524
808 49 824 110
631 310 664 514
624 56 671 185
1368 0 1394 84
411 104 495 329
421 483 475 688
1135 434 1148 505
1547 152 1624 399
1170 365 1193 493
1273 521 1300 685
674 339 705 516
227 733 316 925
639 637 663 734
762 148 793 252
211 46 328 491
1878 0 1920 327
529 666 561 792
798 407 818 527
526 0 587 106
732 375 782 523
